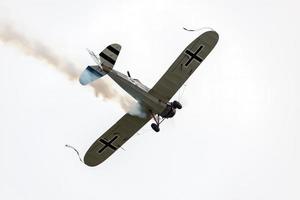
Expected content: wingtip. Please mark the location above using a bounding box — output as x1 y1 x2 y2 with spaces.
83 155 102 167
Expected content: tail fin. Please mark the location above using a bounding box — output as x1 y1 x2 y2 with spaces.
99 44 121 70
79 44 121 85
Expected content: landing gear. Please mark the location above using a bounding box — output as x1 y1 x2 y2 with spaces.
151 123 160 132
149 100 182 132
172 100 182 109
150 111 164 132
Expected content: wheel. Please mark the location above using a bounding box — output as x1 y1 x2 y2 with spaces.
172 101 182 109
151 123 160 132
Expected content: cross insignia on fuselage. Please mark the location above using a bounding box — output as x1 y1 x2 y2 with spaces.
98 135 118 153
184 45 204 66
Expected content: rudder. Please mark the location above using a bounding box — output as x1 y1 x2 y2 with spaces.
99 44 121 70
79 44 121 85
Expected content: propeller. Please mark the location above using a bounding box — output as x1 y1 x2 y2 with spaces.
86 48 102 68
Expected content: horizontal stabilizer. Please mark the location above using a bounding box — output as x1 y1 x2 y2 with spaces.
79 65 106 85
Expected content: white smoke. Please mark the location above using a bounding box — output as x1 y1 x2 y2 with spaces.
128 102 147 118
0 23 134 111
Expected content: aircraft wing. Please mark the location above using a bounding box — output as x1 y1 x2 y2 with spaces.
84 113 150 166
148 30 219 102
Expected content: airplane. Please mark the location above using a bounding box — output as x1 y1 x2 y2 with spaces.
79 29 219 166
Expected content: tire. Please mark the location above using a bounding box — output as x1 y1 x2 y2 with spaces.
151 123 160 132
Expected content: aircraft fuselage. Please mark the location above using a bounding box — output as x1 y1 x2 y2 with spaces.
108 69 168 115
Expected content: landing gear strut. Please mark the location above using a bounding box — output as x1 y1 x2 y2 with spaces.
150 111 165 132
149 100 182 132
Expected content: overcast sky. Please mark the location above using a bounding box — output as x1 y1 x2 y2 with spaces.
0 0 299 199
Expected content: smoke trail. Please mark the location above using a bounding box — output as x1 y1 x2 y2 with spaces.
0 23 133 111
128 102 147 118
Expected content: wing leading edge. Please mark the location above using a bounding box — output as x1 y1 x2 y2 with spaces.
149 30 219 102
84 114 150 167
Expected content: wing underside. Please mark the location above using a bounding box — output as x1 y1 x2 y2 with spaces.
149 30 219 102
84 114 150 166
83 31 218 166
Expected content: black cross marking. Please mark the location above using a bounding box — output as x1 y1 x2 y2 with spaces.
98 136 118 153
184 45 204 66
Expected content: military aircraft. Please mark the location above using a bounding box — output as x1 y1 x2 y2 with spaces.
79 29 219 166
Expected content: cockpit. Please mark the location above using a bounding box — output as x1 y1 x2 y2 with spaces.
133 78 149 92
133 78 141 83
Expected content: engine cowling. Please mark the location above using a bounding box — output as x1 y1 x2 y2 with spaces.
172 100 182 109
160 104 176 118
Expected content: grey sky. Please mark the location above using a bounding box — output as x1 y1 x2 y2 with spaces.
0 0 299 199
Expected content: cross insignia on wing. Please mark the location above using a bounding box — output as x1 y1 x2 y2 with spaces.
98 135 118 153
184 45 204 66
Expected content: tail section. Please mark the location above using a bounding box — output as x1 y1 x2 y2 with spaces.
99 44 121 70
79 44 121 85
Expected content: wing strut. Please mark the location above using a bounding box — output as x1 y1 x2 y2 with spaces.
149 111 166 132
